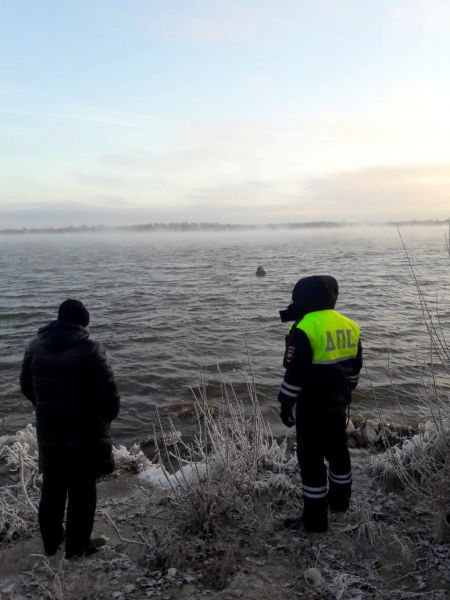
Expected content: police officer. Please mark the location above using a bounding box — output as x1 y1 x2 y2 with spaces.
278 276 362 532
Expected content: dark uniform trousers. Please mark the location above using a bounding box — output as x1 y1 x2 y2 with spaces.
296 392 351 518
39 469 97 556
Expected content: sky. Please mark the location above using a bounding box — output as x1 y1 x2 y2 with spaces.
1 0 449 228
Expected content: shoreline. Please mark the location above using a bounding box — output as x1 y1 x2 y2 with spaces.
0 409 448 600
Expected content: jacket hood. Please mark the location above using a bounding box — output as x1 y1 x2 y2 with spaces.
37 320 89 352
280 275 339 322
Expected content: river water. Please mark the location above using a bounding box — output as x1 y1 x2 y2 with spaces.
1 225 448 444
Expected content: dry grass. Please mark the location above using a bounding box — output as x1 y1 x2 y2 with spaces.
140 527 238 591
138 359 302 592
346 500 383 545
369 228 449 539
24 557 72 600
0 425 40 542
150 362 300 537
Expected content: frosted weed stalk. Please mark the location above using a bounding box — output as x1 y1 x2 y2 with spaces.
370 228 449 536
0 425 39 541
24 556 72 600
346 500 382 545
141 351 298 590
154 357 298 535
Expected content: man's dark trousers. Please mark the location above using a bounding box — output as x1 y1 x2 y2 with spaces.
39 469 97 556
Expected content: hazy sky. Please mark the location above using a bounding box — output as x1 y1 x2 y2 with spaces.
1 0 449 227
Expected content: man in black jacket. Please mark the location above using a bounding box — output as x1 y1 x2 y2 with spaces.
20 299 120 558
278 276 362 532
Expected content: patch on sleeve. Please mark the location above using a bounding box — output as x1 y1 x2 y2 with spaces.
285 345 295 363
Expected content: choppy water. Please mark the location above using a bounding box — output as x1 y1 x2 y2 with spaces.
1 226 449 444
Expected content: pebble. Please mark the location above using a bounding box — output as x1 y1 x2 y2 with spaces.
304 567 322 587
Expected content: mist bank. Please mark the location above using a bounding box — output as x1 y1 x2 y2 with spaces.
1 219 449 235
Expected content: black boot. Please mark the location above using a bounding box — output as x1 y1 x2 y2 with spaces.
328 480 351 512
284 498 328 532
302 497 328 532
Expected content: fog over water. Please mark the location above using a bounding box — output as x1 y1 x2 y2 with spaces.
1 225 448 444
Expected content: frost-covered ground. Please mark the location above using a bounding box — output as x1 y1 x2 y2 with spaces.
0 404 448 600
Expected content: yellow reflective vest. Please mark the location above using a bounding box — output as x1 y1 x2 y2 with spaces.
289 310 360 365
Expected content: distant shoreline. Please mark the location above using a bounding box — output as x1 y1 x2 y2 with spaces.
1 219 449 235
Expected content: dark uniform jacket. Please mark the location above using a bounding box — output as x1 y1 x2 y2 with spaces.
278 276 362 407
20 320 120 476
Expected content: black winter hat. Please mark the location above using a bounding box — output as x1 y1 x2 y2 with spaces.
280 275 339 322
57 299 90 327
292 275 339 311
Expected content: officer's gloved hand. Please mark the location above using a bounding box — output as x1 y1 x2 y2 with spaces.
280 402 296 428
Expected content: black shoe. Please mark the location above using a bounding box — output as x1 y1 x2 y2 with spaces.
65 537 106 559
85 537 106 555
44 528 65 556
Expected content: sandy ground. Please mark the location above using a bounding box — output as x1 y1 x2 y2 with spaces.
0 438 448 600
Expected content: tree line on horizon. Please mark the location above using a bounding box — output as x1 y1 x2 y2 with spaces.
0 218 448 235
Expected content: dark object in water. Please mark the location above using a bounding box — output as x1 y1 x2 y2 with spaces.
256 266 266 277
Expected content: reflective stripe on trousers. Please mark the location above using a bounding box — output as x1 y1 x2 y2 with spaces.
302 483 328 499
328 469 352 485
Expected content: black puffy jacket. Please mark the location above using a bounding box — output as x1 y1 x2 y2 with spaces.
20 320 120 476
